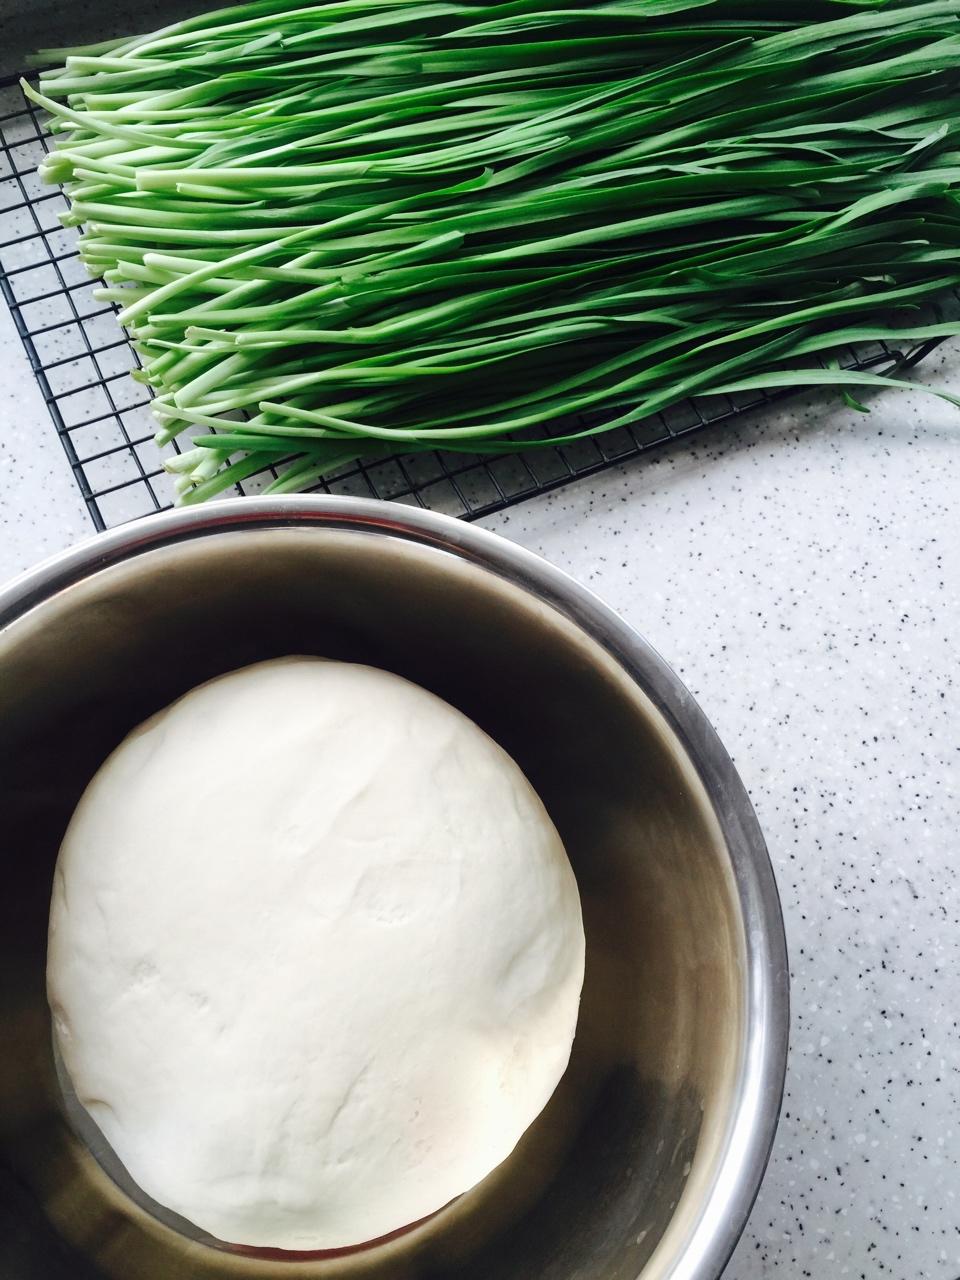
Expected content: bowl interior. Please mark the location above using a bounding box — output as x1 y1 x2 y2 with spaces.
0 524 745 1280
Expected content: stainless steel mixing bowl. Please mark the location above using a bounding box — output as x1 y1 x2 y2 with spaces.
0 496 788 1280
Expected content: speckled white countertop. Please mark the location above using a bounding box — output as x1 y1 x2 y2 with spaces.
2 291 959 1277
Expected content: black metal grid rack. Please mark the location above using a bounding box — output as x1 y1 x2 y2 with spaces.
0 74 946 532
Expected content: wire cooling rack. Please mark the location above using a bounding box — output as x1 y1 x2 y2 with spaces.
0 74 947 532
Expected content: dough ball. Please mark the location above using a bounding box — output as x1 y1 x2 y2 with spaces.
48 658 585 1250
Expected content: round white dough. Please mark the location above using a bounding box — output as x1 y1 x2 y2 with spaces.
48 658 585 1250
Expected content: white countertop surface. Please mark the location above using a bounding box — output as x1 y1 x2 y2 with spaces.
2 290 959 1278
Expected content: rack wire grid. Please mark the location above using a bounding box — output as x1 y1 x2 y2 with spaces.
0 74 948 532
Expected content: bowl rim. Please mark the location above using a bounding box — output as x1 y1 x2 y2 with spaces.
0 494 789 1280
